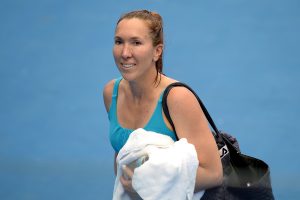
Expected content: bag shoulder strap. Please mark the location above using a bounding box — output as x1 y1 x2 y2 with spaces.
162 82 221 138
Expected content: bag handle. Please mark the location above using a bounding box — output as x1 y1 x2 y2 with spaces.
162 82 221 138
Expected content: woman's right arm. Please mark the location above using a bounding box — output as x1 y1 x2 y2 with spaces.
103 80 117 176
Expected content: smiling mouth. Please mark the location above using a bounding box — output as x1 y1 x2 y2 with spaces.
121 63 135 69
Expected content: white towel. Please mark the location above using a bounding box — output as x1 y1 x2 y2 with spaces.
112 128 204 200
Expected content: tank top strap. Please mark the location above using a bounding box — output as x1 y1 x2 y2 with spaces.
112 77 123 98
108 77 122 121
158 88 165 103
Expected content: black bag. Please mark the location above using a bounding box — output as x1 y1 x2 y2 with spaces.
162 82 275 200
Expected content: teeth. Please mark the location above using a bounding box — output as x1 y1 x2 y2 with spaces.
123 64 134 68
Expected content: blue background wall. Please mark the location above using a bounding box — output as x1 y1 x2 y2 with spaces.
1 0 299 199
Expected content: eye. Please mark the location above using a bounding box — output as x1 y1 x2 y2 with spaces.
114 39 123 45
132 40 142 46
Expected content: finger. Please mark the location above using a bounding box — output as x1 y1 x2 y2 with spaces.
120 174 130 185
120 175 135 193
122 165 134 179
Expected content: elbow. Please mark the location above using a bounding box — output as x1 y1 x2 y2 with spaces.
213 154 223 186
195 164 223 192
214 163 223 186
215 168 223 186
205 162 223 189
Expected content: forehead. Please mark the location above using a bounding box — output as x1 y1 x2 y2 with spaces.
115 18 151 39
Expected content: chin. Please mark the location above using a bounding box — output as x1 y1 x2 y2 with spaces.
120 73 136 82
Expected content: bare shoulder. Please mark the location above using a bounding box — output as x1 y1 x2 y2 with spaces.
165 83 212 143
166 85 199 109
167 83 205 132
103 79 116 112
103 79 115 96
161 75 199 110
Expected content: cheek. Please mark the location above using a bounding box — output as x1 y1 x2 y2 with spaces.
138 48 155 61
113 49 121 66
112 47 119 59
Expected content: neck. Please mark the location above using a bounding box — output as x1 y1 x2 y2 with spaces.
126 73 161 103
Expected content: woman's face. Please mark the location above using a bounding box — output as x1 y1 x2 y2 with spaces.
113 18 162 82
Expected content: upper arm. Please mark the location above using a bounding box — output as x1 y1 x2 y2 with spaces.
103 79 115 112
167 87 220 167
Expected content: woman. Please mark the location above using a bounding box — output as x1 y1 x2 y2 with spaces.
103 10 222 197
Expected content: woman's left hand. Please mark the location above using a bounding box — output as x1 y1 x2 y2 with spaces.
120 165 141 199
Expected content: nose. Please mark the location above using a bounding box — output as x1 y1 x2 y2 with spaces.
121 44 132 59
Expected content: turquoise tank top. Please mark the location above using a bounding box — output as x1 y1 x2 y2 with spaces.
108 77 176 152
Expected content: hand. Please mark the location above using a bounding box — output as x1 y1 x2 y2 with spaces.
221 132 240 151
120 165 141 199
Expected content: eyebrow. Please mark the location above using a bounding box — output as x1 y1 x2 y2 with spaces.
114 36 143 40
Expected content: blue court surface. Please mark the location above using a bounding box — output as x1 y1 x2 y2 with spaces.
1 0 299 199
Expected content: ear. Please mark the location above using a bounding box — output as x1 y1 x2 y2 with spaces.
153 44 163 62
